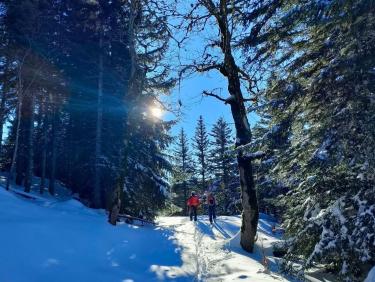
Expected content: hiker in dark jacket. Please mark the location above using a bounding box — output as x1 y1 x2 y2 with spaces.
187 191 200 221
207 192 216 224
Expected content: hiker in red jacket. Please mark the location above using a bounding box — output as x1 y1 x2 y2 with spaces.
187 191 200 221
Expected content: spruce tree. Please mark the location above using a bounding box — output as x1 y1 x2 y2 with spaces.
0 0 173 218
209 117 238 214
243 0 375 279
173 128 194 215
192 115 210 191
116 0 174 219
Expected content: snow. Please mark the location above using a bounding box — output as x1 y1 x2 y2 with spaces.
357 173 365 181
313 136 332 161
0 184 295 282
225 95 236 104
284 83 297 95
270 124 280 134
0 187 183 282
243 116 250 131
245 151 266 159
134 162 170 196
335 75 344 82
262 157 276 165
365 266 375 282
158 214 291 281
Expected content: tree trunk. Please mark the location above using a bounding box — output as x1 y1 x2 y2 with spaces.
94 29 104 208
0 120 3 160
6 93 23 190
225 55 259 252
40 97 48 194
110 0 141 215
183 180 187 215
202 169 206 190
67 115 73 191
202 1 259 252
48 104 57 196
0 88 6 158
24 93 35 193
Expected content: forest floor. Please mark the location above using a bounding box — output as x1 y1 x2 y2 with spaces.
0 182 293 282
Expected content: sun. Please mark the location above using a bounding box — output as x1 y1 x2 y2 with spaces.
150 106 163 119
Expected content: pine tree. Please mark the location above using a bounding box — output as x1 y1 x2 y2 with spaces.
173 128 194 215
0 0 173 218
192 115 210 191
116 0 174 219
243 0 375 279
209 117 238 214
2 0 56 191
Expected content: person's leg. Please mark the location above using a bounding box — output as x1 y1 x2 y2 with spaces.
194 206 197 221
189 207 193 221
208 206 213 223
213 206 216 220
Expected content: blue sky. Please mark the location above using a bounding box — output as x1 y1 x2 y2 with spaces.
163 3 260 140
166 70 260 140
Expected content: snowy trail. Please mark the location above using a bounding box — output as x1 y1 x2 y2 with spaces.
157 216 289 282
0 185 293 282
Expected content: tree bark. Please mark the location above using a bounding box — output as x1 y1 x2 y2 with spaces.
6 92 23 190
94 28 104 208
0 88 6 158
24 93 35 193
110 0 141 215
48 103 57 196
204 0 259 252
202 170 206 190
0 119 3 160
183 180 187 215
40 96 48 194
225 55 259 252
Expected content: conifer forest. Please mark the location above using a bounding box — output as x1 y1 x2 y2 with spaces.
0 1 374 281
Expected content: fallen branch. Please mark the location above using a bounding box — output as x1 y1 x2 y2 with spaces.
117 213 156 226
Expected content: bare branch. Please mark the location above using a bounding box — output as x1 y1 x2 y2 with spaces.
202 89 228 103
179 62 222 79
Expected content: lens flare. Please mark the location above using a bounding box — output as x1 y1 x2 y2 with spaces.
150 106 163 118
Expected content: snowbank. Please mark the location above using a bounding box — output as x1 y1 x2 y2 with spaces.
365 266 375 282
0 187 189 282
0 184 292 282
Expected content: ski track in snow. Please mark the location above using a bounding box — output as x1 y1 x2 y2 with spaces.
0 182 293 282
157 216 290 282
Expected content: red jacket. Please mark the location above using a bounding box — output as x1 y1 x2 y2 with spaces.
187 195 200 207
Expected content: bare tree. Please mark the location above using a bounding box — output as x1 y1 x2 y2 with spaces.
174 0 281 252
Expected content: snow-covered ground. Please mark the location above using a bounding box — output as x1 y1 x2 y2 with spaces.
157 215 289 282
365 266 375 282
0 184 292 282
